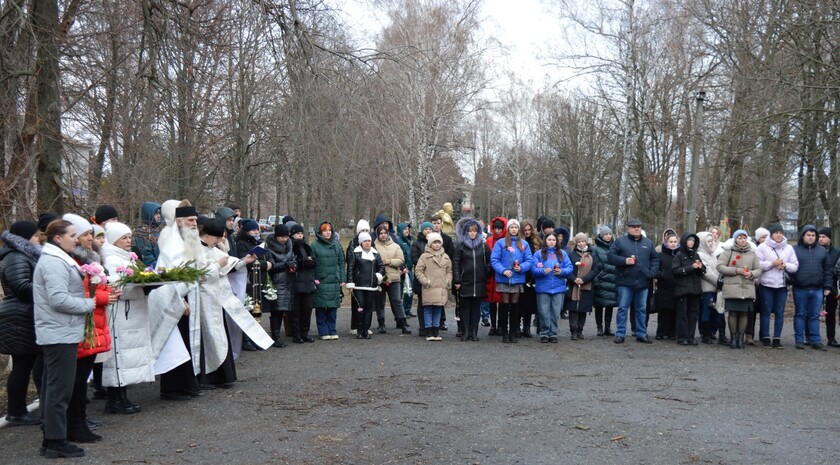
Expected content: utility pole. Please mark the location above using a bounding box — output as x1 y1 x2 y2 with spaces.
685 90 705 232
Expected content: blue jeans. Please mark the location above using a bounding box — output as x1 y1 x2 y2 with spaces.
616 286 649 338
792 288 823 344
758 285 788 339
536 292 564 337
315 308 337 336
481 301 490 320
424 305 443 329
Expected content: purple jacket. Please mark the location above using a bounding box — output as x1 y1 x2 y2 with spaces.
756 236 799 289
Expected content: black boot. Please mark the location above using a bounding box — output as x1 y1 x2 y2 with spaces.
597 324 604 337
718 321 729 344
242 337 257 351
120 387 141 411
270 314 286 348
43 440 85 459
377 318 387 334
502 330 510 343
104 388 138 414
67 422 102 443
730 332 738 349
399 318 412 334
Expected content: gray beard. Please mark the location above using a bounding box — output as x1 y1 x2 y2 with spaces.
180 226 203 263
217 237 230 254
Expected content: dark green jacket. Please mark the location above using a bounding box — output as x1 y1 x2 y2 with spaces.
311 222 346 308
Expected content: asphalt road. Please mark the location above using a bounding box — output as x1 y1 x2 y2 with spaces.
2 311 839 464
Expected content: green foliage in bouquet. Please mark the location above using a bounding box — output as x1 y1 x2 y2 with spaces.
113 260 209 287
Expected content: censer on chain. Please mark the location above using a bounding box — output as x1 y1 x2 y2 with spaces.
251 262 262 322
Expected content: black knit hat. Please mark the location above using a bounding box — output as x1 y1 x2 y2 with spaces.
227 203 241 211
94 205 119 224
10 220 38 240
281 215 296 225
37 212 58 232
541 219 555 230
492 219 504 230
290 224 304 236
768 223 784 235
274 224 289 237
818 227 832 238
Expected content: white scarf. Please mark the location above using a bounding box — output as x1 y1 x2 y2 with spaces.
42 242 82 272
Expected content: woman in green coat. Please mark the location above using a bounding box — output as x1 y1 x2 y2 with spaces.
312 222 346 339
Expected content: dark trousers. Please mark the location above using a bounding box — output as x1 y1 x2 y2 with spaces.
826 291 838 341
41 344 78 440
68 355 95 428
376 283 405 322
594 305 613 330
460 296 482 335
416 293 425 331
488 302 498 329
656 306 676 338
676 294 700 340
569 311 588 333
746 287 763 337
357 290 377 333
161 315 198 395
6 352 42 416
291 292 314 339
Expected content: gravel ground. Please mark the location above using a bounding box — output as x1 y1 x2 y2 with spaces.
2 310 839 464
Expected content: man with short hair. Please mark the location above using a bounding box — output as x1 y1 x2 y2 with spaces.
608 218 659 344
792 225 832 350
818 228 840 347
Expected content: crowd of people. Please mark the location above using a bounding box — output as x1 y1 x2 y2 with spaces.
1 200 839 458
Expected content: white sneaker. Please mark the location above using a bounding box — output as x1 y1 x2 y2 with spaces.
426 336 435 341
350 329 357 335
320 335 330 340
368 329 373 335
435 336 443 341
330 335 339 340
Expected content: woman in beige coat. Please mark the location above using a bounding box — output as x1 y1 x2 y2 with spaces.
414 233 452 341
716 229 762 349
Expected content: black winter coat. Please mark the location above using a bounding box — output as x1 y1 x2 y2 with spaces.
592 235 618 307
347 248 385 289
0 232 42 355
654 246 679 312
265 235 294 311
290 238 317 294
453 241 491 298
672 233 705 297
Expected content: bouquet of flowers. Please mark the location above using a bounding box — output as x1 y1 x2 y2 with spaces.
113 259 209 287
263 278 278 301
79 263 108 348
244 295 255 312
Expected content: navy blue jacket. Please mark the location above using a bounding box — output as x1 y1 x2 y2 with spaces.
793 225 833 291
608 232 659 289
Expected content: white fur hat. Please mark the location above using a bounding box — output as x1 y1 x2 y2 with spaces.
105 221 132 245
62 213 92 237
426 232 443 244
358 232 372 243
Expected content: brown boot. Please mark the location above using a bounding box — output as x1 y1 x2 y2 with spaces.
745 334 754 346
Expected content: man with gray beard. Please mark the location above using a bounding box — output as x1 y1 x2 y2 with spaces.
156 203 203 401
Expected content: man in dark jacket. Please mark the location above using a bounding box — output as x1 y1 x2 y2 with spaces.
818 228 840 346
607 218 659 344
792 225 833 350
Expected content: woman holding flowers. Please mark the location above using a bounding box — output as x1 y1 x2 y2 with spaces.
62 214 113 442
565 233 599 340
490 219 533 343
101 222 155 413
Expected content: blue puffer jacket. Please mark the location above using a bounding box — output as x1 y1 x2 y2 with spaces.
490 236 533 285
608 232 660 289
133 201 161 267
530 246 574 294
792 225 833 290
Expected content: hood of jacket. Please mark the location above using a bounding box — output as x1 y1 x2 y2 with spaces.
490 216 508 241
0 230 42 261
679 232 700 255
456 217 484 249
594 234 612 249
696 231 715 255
315 221 337 246
141 202 162 227
798 224 819 249
764 234 788 250
397 222 413 244
266 233 292 254
662 228 678 244
372 214 394 234
71 245 100 265
554 226 570 251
